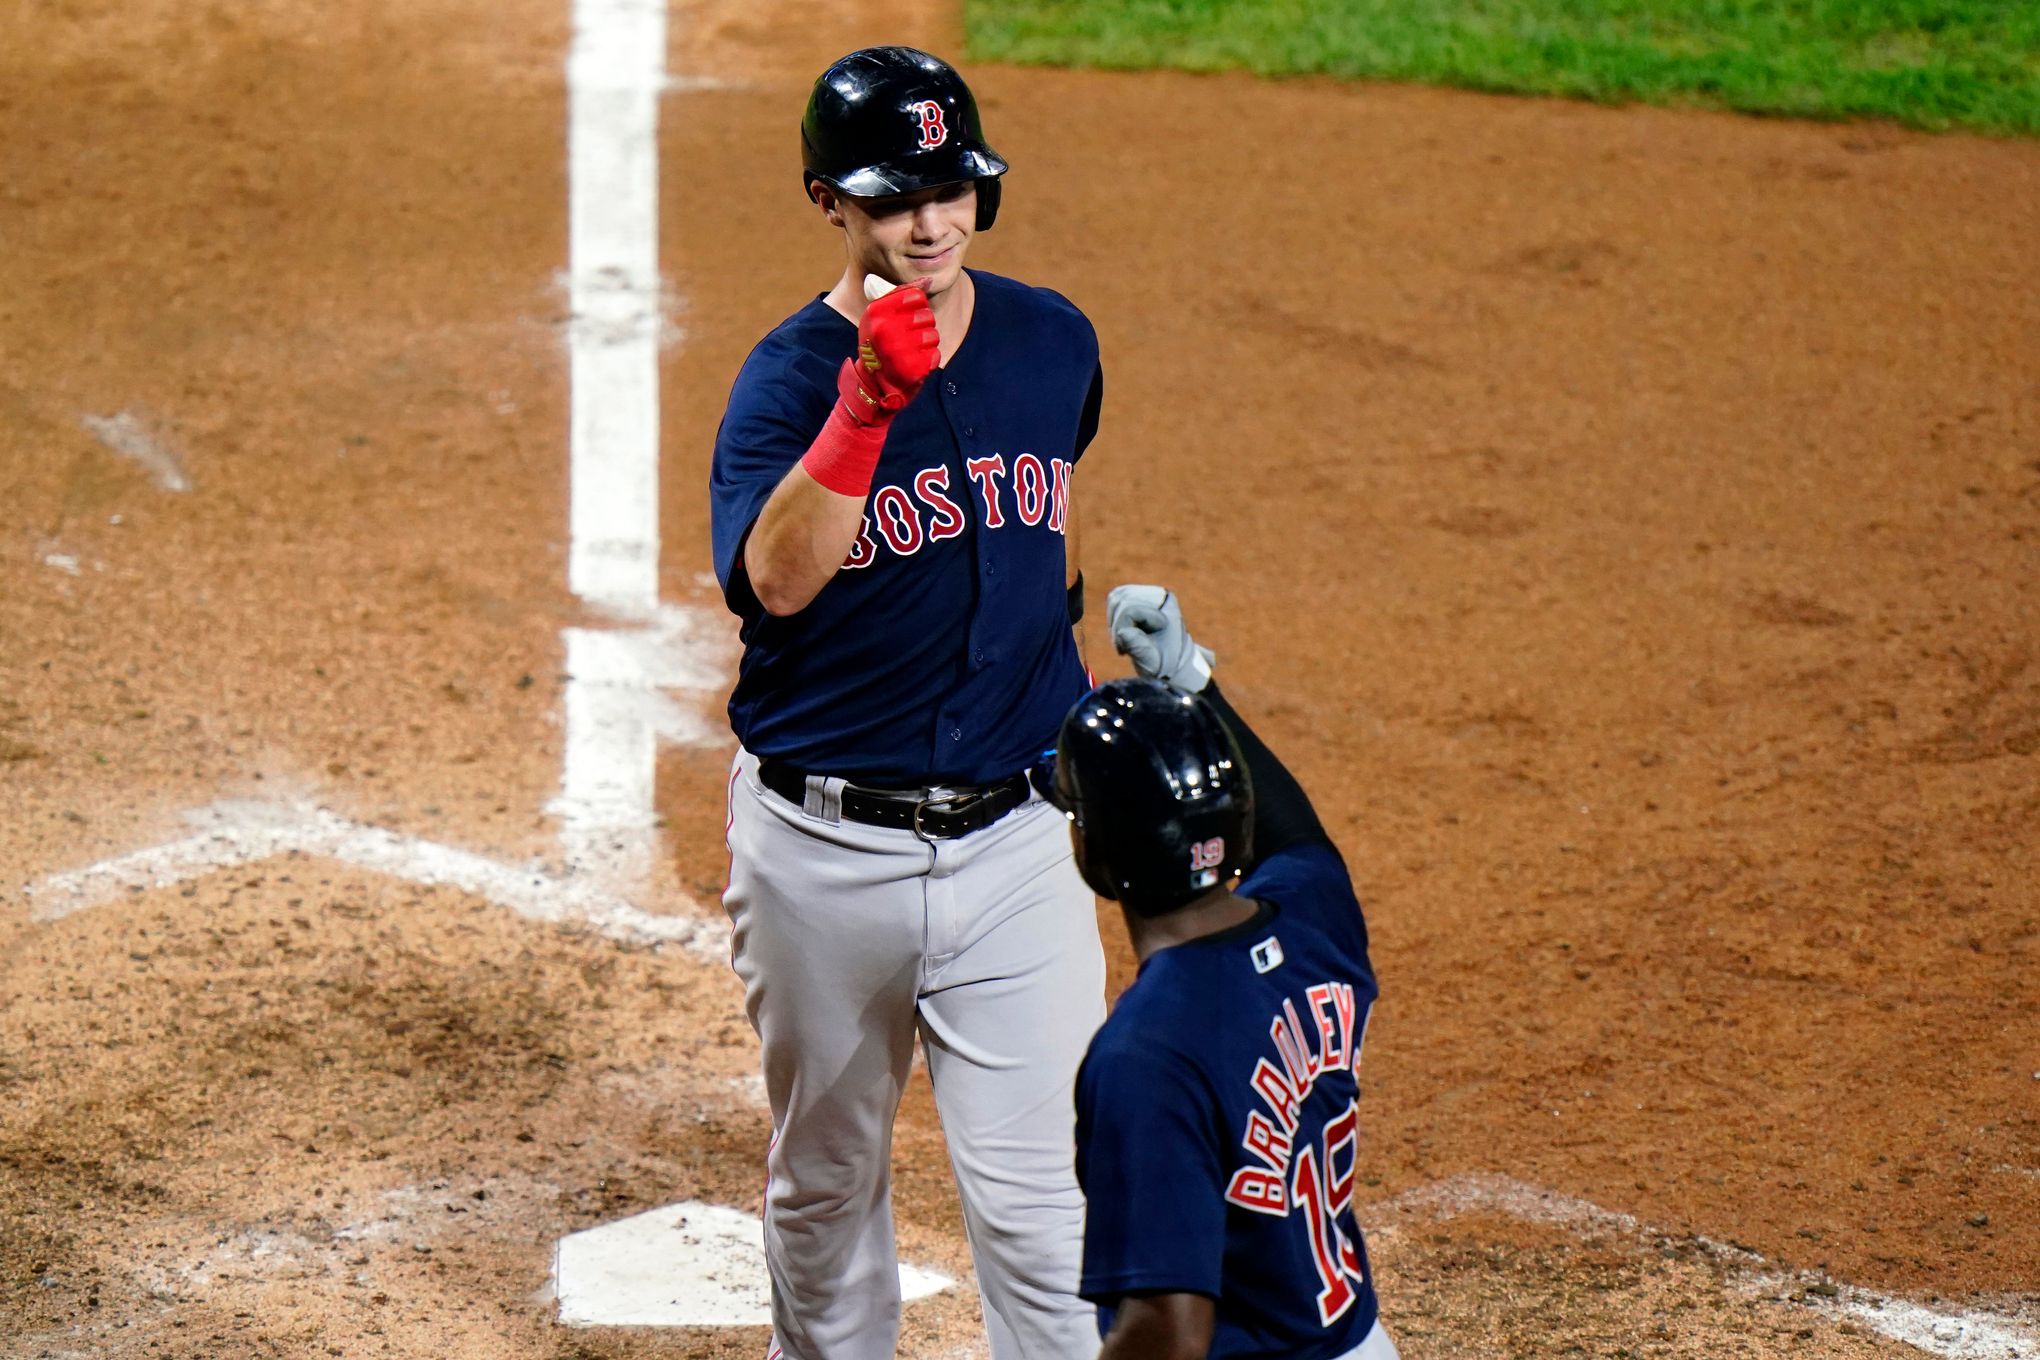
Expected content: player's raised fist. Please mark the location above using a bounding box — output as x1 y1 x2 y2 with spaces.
837 276 939 425
1107 584 1216 693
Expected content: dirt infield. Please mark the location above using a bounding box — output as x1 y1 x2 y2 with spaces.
3 0 2036 1357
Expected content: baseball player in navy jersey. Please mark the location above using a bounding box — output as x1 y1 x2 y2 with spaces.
1050 587 1400 1360
708 46 1106 1360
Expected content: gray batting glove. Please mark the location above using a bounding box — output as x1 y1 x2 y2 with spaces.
1107 584 1215 693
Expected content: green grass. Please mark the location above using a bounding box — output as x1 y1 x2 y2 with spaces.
965 0 2040 135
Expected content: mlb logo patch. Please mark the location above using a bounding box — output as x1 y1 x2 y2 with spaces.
1250 936 1284 974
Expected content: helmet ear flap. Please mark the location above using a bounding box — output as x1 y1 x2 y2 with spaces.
1055 756 1120 903
974 176 1001 231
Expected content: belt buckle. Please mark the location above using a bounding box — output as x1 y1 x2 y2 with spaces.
911 787 974 842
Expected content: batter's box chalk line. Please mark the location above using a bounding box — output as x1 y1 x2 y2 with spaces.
22 797 724 959
1365 1174 2040 1360
81 409 192 493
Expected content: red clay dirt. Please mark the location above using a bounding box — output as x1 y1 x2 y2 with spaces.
3 0 2036 1357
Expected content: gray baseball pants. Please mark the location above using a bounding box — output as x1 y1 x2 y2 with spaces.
1341 1320 1401 1359
724 747 1108 1360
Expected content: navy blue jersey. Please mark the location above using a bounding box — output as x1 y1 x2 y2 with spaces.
1076 843 1381 1359
709 269 1102 785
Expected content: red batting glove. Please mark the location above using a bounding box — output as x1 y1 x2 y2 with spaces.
803 281 941 497
837 281 940 425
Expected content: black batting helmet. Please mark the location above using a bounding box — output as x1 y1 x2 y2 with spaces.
801 46 1007 231
1052 679 1254 917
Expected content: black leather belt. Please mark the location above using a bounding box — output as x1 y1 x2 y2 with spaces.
756 758 1035 841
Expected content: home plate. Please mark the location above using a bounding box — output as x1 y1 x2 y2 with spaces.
552 1200 956 1326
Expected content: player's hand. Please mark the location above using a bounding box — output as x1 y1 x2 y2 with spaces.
837 275 939 424
1107 584 1215 693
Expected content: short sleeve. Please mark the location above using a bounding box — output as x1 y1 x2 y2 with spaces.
708 342 837 617
1075 1035 1228 1303
1237 843 1370 960
1074 363 1103 460
1027 285 1101 464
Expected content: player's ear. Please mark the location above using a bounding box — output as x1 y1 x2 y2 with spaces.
810 181 845 229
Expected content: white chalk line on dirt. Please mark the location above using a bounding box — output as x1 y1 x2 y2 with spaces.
566 0 663 615
81 410 191 492
22 798 724 958
549 603 735 894
23 0 728 927
1366 1174 2038 1360
552 0 733 902
22 0 731 952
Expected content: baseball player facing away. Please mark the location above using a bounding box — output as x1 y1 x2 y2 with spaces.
708 47 1107 1360
1052 587 1400 1360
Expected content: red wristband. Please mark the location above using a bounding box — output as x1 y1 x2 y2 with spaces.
800 399 889 497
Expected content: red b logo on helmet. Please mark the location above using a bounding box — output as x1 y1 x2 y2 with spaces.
910 99 948 151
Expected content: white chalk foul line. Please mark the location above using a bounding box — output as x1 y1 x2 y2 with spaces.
23 799 724 958
553 0 731 902
22 0 729 948
1366 1174 2039 1360
567 0 665 617
550 603 736 894
81 410 192 493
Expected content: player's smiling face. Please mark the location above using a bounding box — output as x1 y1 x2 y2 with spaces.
825 180 977 300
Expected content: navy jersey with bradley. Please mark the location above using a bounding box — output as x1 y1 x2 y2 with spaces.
1056 587 1399 1360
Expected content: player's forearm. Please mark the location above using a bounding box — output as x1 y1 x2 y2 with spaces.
743 463 867 616
1201 681 1332 863
1098 1327 1202 1360
742 277 938 617
1098 1294 1215 1360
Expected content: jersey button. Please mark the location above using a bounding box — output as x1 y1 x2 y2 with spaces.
973 649 986 665
950 727 962 742
964 426 976 438
945 381 959 396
